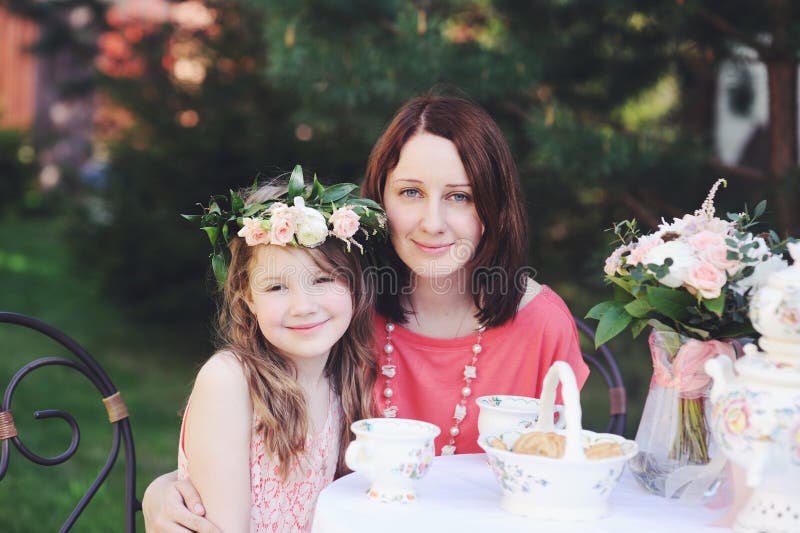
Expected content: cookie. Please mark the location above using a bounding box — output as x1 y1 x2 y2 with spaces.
584 441 624 459
512 431 566 458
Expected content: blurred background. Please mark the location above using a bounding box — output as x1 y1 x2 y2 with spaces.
1 0 799 530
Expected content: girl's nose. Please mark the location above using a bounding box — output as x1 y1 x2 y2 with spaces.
419 199 446 234
288 288 318 315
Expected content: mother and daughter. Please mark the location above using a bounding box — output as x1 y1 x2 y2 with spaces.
143 95 590 532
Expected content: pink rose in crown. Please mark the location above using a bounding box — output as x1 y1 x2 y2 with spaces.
686 262 726 299
269 211 295 245
237 217 270 246
329 207 361 239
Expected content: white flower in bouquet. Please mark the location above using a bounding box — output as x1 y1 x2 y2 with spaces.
644 240 698 288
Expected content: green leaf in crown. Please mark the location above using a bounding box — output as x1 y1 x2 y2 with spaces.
182 164 388 289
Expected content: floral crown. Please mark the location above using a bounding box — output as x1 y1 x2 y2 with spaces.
183 165 388 287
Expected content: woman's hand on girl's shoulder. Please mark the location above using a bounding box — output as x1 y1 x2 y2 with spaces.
518 277 543 311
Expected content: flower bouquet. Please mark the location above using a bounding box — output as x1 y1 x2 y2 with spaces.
587 179 787 499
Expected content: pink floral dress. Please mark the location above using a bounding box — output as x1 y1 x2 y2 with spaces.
178 390 343 533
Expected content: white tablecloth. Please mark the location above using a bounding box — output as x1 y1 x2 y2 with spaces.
312 453 729 533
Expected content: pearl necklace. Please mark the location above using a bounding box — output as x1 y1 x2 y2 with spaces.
380 321 485 456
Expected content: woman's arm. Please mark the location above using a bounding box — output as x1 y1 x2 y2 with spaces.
143 470 221 533
182 353 252 532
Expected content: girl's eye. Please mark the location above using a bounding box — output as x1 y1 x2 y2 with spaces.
264 284 286 292
314 276 335 284
450 192 471 202
399 188 421 199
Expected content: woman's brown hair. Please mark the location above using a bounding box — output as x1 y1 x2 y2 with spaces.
362 95 529 328
216 186 376 479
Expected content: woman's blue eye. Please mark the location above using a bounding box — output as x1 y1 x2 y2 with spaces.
450 192 471 202
400 188 421 198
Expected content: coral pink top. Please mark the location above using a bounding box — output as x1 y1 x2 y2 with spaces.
178 390 342 533
372 285 590 454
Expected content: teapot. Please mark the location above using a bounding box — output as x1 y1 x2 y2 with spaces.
705 242 800 533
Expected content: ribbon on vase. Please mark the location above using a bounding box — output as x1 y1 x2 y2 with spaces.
650 334 737 399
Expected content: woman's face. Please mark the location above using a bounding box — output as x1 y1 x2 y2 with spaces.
382 133 484 280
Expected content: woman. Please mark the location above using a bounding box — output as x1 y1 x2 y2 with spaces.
143 95 589 532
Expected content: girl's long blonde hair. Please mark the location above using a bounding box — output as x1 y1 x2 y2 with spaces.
216 187 377 479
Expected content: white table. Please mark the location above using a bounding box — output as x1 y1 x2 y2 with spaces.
312 453 729 533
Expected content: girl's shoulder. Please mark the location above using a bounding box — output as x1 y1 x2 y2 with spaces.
193 351 248 397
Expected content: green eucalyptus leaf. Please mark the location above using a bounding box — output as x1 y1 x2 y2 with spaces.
594 302 632 348
209 202 221 215
646 286 694 322
704 293 726 316
753 200 766 219
181 214 202 224
320 183 359 203
222 222 230 243
288 165 305 200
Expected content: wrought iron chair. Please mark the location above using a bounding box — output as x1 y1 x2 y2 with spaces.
0 312 140 532
573 315 627 435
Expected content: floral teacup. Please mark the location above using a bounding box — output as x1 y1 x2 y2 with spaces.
345 418 439 503
476 395 566 437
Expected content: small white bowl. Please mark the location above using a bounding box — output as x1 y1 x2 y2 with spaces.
475 395 565 437
478 362 638 520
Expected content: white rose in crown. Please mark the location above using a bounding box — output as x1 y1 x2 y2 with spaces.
644 240 698 288
290 196 328 247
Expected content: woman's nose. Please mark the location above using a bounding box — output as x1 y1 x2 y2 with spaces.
419 199 446 234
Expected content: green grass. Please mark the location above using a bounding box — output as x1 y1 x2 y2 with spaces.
0 213 205 532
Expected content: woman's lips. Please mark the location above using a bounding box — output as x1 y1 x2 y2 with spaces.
412 240 453 255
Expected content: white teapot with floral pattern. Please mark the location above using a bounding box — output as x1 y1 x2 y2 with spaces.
705 242 800 533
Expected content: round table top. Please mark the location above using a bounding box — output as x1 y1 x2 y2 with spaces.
312 453 729 533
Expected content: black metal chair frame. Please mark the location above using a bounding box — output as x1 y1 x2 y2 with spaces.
0 312 140 532
573 315 627 436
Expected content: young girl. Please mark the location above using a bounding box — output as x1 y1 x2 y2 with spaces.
177 174 385 532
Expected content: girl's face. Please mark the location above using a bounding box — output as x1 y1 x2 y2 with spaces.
246 245 353 364
383 133 484 280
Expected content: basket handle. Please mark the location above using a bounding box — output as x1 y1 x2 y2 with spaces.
531 361 585 460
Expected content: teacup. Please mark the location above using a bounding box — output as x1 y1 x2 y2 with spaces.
476 395 566 437
345 418 440 503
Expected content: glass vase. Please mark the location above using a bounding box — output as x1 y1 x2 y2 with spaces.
628 329 738 502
